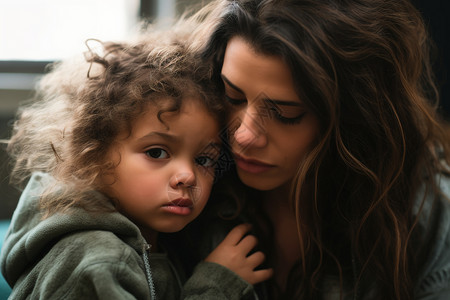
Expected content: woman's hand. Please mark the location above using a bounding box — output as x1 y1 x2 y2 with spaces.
204 223 273 285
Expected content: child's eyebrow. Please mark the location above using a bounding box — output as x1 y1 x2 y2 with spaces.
137 132 179 143
137 133 222 149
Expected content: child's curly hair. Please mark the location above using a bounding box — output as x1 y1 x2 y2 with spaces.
7 23 225 216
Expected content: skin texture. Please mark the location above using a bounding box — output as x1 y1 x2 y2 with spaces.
205 223 273 285
221 35 319 289
101 99 221 243
197 0 450 298
221 36 319 194
101 98 272 284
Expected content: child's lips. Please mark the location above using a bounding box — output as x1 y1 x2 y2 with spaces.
163 198 194 216
168 198 193 208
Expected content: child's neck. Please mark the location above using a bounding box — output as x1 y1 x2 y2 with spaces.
140 228 159 253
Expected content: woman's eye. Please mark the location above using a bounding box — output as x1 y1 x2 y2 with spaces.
268 103 306 125
145 148 169 159
195 156 216 168
272 110 306 124
270 107 306 125
225 95 246 106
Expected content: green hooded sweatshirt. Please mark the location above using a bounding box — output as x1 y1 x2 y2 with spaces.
0 172 255 299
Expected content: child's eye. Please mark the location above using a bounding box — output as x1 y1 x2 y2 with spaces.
195 156 216 168
145 148 169 159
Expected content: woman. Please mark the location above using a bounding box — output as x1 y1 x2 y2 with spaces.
187 0 450 299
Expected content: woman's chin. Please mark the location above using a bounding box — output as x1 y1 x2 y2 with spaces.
237 170 285 191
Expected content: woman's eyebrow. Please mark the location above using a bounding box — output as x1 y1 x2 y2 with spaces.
221 74 244 94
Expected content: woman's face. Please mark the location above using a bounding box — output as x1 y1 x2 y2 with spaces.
221 36 319 191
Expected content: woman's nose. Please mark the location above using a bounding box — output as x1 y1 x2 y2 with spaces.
233 106 268 148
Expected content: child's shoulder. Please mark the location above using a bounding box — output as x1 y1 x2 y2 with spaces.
56 229 143 266
10 228 149 299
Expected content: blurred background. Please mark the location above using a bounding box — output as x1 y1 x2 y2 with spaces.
0 0 448 220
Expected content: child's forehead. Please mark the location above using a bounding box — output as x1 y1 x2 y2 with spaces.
129 97 221 141
147 95 212 114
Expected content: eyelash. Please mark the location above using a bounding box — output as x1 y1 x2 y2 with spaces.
195 156 217 168
145 147 218 168
269 107 306 125
224 95 246 106
225 95 306 125
145 147 168 159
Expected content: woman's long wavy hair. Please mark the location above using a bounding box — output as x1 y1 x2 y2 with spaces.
196 0 450 298
6 22 224 217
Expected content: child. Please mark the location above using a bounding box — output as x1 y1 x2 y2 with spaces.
0 27 272 299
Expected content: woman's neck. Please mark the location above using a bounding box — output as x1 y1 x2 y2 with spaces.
262 183 301 291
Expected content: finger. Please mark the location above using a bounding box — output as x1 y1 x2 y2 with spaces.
251 268 273 284
221 223 252 245
246 251 266 268
236 234 258 253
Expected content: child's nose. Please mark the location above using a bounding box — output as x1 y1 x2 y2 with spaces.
169 170 196 189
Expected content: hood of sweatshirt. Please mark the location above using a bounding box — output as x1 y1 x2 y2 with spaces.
0 172 146 287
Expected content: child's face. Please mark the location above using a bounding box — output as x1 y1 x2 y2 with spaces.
101 99 221 235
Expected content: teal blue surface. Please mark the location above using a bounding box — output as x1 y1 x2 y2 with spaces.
0 220 12 299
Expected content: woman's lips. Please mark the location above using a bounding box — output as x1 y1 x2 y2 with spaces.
163 198 193 216
234 153 275 174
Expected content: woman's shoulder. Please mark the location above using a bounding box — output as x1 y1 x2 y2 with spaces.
414 172 450 297
415 172 450 224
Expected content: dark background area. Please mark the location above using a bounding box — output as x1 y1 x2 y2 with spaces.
0 0 449 220
412 0 450 119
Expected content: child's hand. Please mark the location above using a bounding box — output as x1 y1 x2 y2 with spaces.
204 223 273 285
